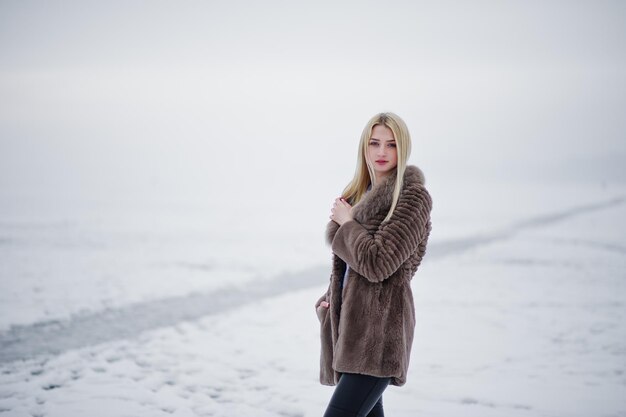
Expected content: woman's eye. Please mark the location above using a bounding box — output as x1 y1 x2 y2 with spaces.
369 141 378 146
388 143 396 148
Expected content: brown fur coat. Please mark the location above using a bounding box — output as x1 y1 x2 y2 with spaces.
315 164 432 387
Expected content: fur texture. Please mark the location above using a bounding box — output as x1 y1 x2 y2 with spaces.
315 164 432 387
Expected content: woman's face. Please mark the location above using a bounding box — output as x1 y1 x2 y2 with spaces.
367 124 398 180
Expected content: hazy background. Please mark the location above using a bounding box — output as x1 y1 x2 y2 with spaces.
1 2 625 415
2 0 625 207
1 1 625 319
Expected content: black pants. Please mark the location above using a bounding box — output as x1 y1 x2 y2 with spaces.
323 372 391 417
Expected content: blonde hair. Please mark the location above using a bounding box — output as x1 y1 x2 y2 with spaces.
341 112 412 223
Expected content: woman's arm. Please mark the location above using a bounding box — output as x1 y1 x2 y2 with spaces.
330 186 432 283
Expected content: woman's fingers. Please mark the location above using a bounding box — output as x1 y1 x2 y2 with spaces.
330 197 352 222
316 302 330 322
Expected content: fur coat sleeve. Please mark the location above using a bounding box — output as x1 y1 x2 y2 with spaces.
329 189 431 282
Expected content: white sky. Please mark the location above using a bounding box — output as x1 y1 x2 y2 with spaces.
1 0 625 207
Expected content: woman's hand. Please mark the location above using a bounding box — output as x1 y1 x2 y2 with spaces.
316 300 330 322
330 197 354 226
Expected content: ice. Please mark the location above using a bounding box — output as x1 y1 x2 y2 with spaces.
2 0 625 414
1 180 625 416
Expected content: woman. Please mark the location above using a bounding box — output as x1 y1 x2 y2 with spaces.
315 112 432 417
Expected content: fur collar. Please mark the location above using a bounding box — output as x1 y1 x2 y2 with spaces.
325 164 426 246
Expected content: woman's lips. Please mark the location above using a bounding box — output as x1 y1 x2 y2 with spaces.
376 160 387 164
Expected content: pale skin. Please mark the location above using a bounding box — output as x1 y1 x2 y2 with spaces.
316 124 398 318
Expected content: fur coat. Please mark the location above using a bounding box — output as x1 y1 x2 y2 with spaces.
315 164 432 387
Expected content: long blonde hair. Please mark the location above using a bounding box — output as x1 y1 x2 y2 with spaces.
341 112 412 223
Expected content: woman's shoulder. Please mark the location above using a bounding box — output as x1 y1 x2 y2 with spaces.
401 165 432 208
403 165 426 188
402 165 429 193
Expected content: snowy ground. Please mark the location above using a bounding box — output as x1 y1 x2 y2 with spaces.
1 178 621 331
1 180 625 416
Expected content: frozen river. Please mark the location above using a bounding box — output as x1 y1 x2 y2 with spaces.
1 179 625 416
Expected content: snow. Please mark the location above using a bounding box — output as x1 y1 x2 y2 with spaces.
2 0 625 414
0 179 625 416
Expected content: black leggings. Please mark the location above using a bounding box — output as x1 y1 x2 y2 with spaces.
323 372 391 417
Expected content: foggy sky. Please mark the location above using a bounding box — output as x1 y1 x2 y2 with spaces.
1 0 625 206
